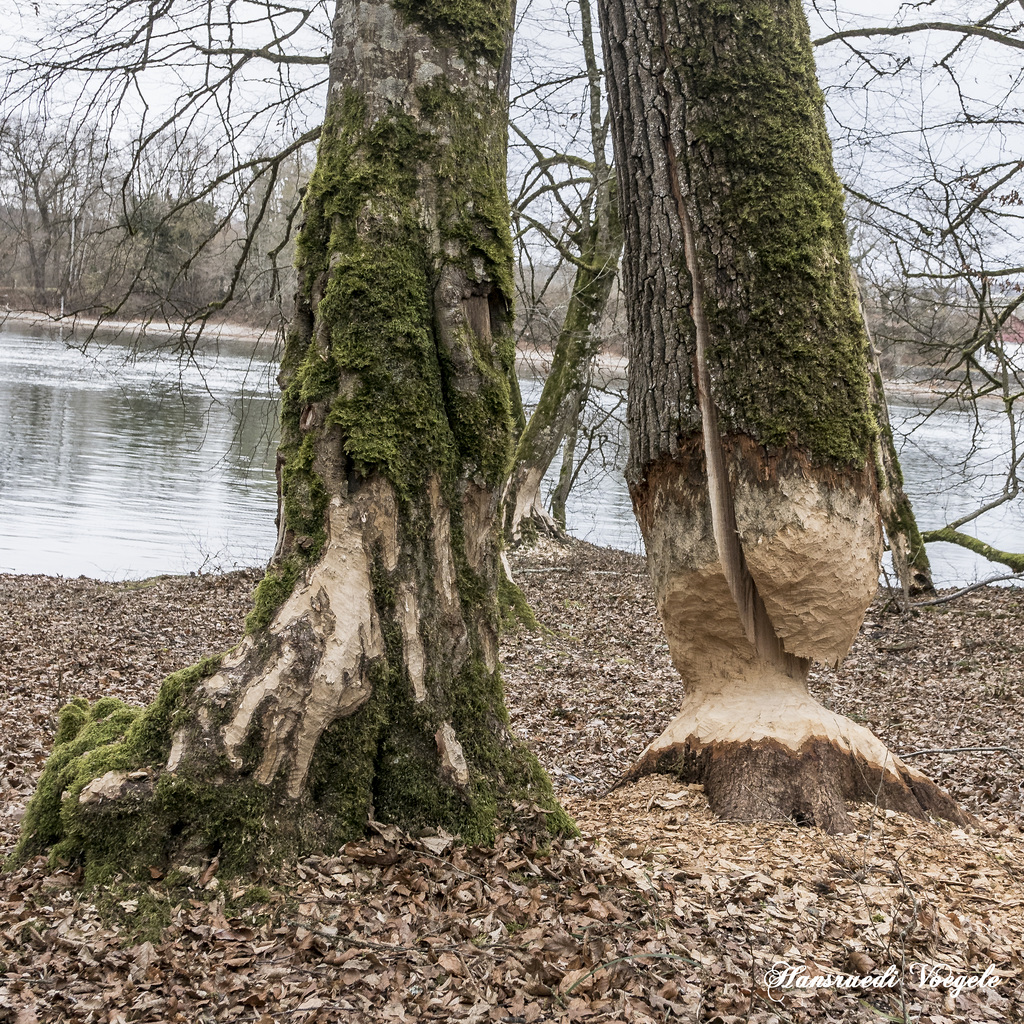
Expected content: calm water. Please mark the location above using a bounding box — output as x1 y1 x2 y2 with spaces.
0 325 280 578
1 324 1021 587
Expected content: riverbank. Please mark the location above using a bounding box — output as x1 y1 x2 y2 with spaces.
0 307 627 377
1 540 1022 1021
0 308 280 347
0 307 968 397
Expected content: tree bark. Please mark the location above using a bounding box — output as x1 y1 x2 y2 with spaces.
857 278 936 598
17 0 571 879
504 175 622 542
599 0 964 831
550 390 582 529
503 0 623 544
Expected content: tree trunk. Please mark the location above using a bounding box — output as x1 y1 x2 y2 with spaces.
868 350 937 598
550 390 582 529
503 0 623 544
504 177 622 542
857 278 936 598
599 0 964 831
17 0 571 880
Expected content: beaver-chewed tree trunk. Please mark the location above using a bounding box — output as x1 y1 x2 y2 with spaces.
16 0 572 880
598 0 965 832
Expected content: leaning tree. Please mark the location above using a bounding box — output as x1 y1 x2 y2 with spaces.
598 0 964 831
15 0 572 879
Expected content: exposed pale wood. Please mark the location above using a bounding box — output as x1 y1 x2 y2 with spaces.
598 0 963 830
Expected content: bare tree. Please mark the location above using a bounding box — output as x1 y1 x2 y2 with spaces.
810 0 1024 577
504 0 624 542
1 2 330 336
0 116 114 310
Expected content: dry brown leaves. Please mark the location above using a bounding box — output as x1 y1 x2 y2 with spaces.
1 541 1022 1022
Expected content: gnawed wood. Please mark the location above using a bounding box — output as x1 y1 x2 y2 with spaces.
214 483 396 797
435 723 471 789
624 679 969 831
597 0 967 831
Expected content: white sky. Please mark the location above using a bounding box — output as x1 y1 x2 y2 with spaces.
3 0 1021 283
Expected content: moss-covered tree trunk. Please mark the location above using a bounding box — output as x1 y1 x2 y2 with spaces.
599 0 963 831
16 0 570 880
503 0 623 544
504 177 622 542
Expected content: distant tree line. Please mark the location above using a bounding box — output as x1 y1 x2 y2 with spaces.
0 114 311 324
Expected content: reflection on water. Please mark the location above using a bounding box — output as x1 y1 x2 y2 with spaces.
0 325 280 578
1 325 1020 587
520 372 642 555
889 398 1023 587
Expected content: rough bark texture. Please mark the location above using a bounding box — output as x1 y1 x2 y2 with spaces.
16 0 571 881
599 0 964 830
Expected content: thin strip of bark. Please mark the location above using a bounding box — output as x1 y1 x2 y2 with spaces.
656 38 803 677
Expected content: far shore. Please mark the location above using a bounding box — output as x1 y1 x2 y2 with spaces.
0 306 279 346
0 304 971 398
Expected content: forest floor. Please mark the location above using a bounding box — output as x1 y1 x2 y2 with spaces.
1 539 1022 1023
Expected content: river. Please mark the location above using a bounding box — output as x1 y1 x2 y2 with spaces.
1 323 1020 587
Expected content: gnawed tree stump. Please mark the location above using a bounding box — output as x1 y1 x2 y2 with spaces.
599 0 965 830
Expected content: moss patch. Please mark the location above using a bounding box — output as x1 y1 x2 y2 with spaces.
677 0 875 466
7 656 289 883
922 528 1024 574
391 0 511 65
302 545 573 849
498 572 544 633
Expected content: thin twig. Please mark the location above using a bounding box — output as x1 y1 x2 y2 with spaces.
901 745 1024 762
911 572 1024 606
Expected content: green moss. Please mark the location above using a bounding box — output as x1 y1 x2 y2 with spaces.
240 884 275 906
921 528 1024 574
287 81 518 505
391 0 511 65
12 657 224 877
368 654 575 842
890 493 932 576
434 323 517 490
302 539 573 849
498 573 543 633
417 78 516 303
679 0 875 466
91 885 174 945
53 698 90 745
247 560 300 633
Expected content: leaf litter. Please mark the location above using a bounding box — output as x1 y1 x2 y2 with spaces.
1 540 1022 1022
